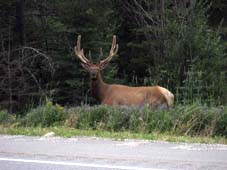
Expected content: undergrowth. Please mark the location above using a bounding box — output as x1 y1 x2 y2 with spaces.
1 101 226 138
68 104 227 137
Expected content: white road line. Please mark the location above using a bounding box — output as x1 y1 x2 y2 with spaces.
0 157 165 170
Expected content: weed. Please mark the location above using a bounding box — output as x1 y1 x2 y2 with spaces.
67 104 227 137
0 110 15 124
22 100 68 127
2 103 227 139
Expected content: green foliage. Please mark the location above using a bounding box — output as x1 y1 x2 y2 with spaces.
22 100 68 127
67 104 227 137
164 1 227 105
1 126 226 144
0 110 14 124
46 0 119 105
70 106 108 129
1 0 227 113
118 0 227 105
1 104 227 138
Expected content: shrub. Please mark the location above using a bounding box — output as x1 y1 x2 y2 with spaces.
17 103 227 137
0 110 15 124
23 100 68 127
64 112 78 128
69 104 227 137
165 2 227 105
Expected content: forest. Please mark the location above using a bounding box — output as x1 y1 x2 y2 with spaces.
0 0 227 114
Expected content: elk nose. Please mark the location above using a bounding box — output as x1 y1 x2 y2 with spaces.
91 73 97 79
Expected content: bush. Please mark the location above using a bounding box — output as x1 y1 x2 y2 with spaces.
15 103 227 137
68 105 109 130
23 100 68 127
68 104 227 137
64 113 78 128
164 2 227 105
0 110 15 124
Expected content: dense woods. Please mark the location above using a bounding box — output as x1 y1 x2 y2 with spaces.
0 0 227 113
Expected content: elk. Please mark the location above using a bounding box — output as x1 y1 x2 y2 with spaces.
74 35 174 108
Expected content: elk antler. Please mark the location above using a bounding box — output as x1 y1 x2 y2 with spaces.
74 35 90 64
100 35 118 65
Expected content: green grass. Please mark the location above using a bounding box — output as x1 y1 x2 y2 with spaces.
0 102 227 144
0 126 226 144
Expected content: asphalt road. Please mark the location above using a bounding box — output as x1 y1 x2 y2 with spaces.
0 135 227 170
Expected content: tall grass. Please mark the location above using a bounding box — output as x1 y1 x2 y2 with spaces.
21 100 68 127
15 101 227 138
69 104 227 137
0 110 15 124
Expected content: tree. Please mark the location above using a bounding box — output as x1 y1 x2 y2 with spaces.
0 1 53 112
117 0 227 104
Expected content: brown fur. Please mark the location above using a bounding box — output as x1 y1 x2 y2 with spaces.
91 72 174 108
74 35 174 108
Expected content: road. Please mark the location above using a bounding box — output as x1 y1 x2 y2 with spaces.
0 135 227 170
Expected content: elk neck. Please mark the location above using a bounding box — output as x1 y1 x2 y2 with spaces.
90 72 108 101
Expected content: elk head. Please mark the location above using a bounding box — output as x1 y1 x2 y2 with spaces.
74 35 118 80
